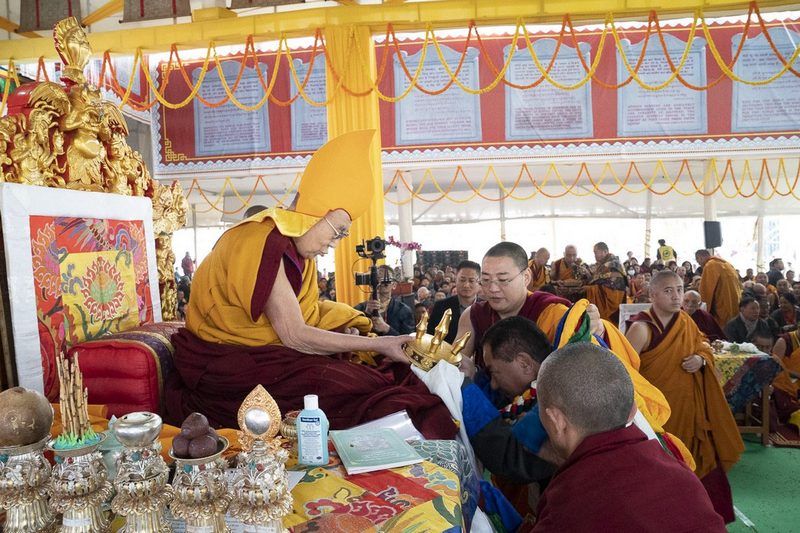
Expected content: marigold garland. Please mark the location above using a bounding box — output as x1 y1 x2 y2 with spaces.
11 1 797 114
178 157 800 216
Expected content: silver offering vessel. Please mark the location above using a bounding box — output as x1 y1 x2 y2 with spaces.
229 385 292 531
47 434 113 533
169 436 231 532
111 412 173 532
0 435 57 532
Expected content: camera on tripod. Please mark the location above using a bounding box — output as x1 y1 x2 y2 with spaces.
354 237 388 314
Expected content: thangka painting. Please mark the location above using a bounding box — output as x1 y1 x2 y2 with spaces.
0 183 161 398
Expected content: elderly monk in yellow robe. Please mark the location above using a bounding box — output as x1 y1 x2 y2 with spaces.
165 131 456 440
527 247 550 292
696 249 741 329
627 271 744 524
550 244 590 303
585 241 627 322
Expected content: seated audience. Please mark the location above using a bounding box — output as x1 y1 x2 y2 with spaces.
530 343 726 532
724 296 779 343
550 245 591 303
354 265 415 336
683 290 726 342
771 293 800 332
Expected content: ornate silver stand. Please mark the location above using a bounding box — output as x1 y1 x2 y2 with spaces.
47 434 113 533
111 412 173 532
169 436 231 532
0 436 57 532
229 385 292 532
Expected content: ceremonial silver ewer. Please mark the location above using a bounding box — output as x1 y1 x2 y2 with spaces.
169 436 231 532
47 433 113 533
229 385 292 532
110 412 173 532
0 435 58 532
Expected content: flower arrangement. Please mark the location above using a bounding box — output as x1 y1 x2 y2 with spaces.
386 236 422 251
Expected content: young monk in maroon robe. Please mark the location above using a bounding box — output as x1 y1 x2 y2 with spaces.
165 130 456 439
530 343 726 532
627 271 744 524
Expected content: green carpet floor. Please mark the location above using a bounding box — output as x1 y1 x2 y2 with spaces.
726 436 800 532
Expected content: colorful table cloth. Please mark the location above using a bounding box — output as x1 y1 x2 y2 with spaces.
714 352 781 412
285 440 471 532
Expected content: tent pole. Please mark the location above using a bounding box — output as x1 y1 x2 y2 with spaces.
397 174 414 280
755 215 765 273
644 189 652 260
499 193 506 241
703 160 717 253
192 204 198 263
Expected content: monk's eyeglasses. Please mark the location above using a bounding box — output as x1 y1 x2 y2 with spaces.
323 217 349 241
479 269 525 288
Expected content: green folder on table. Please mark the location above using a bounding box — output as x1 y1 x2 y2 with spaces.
330 427 424 475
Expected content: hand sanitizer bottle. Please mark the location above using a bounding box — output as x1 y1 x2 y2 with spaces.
297 394 329 466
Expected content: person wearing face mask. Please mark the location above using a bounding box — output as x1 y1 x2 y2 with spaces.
165 131 457 440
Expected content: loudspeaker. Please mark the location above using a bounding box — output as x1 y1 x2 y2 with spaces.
704 221 722 249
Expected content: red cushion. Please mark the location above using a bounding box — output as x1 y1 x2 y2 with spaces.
67 322 183 418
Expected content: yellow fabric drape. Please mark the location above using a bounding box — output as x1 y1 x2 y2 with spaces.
326 25 385 307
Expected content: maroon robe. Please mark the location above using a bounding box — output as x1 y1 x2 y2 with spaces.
470 291 570 367
689 308 727 342
165 226 457 440
165 330 457 439
530 425 726 532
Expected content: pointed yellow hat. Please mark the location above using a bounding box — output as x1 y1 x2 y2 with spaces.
294 129 377 221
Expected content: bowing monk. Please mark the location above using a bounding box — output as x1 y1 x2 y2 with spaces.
696 249 741 328
585 241 627 322
526 247 550 292
454 242 679 456
626 271 744 523
530 343 725 533
165 130 456 439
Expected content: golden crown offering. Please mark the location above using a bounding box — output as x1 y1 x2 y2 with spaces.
404 309 470 371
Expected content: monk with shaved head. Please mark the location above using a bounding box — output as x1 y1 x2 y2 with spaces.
530 342 725 532
626 270 743 524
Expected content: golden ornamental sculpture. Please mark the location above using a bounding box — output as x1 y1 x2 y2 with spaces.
404 309 470 371
0 16 186 319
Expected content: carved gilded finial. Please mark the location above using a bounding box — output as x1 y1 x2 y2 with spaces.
53 17 92 85
404 308 463 371
415 310 429 341
450 332 471 357
430 309 452 354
